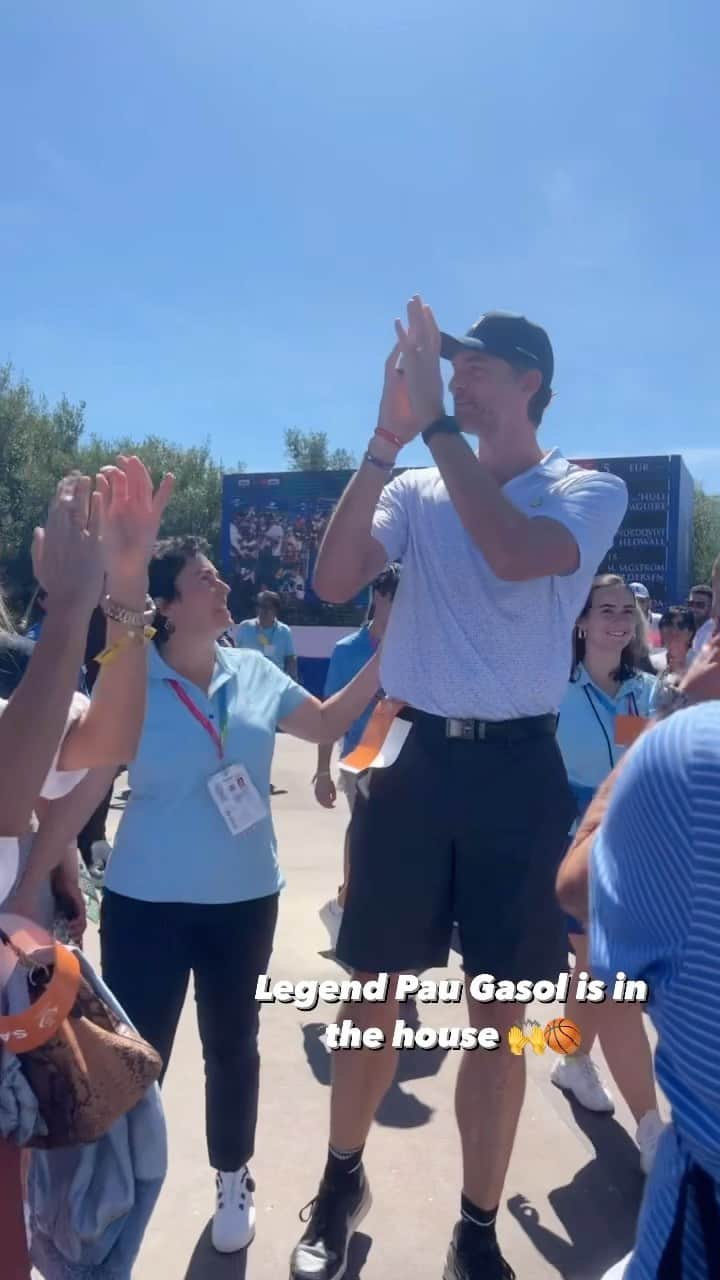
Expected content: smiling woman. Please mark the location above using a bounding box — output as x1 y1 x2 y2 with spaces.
551 573 665 1173
97 534 381 1257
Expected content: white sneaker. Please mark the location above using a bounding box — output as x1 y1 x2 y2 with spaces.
211 1167 256 1253
636 1109 665 1174
551 1053 615 1113
319 899 343 950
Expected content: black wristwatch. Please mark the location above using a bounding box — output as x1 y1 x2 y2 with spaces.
422 415 461 446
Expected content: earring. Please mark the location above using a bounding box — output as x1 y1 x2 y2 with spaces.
577 629 586 639
157 613 175 637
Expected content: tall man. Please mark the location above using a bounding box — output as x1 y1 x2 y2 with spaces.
290 299 627 1280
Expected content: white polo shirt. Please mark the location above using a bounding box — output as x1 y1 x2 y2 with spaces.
372 450 627 719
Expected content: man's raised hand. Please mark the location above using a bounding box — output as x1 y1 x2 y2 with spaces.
393 295 445 433
377 342 420 445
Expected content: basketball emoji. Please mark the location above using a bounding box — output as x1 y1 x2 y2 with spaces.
543 1018 582 1055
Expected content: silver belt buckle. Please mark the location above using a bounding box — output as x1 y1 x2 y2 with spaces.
447 718 476 740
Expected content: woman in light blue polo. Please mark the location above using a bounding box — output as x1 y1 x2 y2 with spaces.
100 537 380 1257
552 574 665 1173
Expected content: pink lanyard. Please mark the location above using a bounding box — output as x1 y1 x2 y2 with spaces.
166 679 227 760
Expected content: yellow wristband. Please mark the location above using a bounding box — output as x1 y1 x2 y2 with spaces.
95 626 156 667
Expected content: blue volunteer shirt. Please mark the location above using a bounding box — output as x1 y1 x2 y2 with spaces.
556 664 656 817
323 626 379 755
590 705 720 1278
105 644 309 904
234 618 295 669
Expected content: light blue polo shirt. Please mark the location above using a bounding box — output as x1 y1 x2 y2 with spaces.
104 644 309 905
234 618 295 669
324 625 379 755
557 664 656 816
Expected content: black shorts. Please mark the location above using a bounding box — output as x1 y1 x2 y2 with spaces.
336 710 575 982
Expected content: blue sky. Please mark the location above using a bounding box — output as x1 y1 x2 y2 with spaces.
2 2 719 486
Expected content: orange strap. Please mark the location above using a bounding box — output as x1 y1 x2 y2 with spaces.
340 698 406 772
0 941 81 1054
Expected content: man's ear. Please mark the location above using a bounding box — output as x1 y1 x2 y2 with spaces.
520 367 543 398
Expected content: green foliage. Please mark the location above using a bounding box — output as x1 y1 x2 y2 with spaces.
693 485 720 585
284 428 355 471
0 364 241 605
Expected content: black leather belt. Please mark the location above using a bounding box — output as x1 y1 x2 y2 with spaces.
401 707 558 743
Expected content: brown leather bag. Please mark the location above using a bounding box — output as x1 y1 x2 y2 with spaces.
0 930 162 1148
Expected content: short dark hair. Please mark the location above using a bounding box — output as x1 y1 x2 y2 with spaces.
257 591 281 612
372 564 400 600
149 536 210 645
508 359 552 426
659 607 696 639
690 583 713 600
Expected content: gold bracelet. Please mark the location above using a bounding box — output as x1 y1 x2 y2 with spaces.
102 595 147 629
95 626 156 667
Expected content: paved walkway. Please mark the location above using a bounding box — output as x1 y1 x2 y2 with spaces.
91 736 651 1279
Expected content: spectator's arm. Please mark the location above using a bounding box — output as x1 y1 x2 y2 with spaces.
6 765 116 915
284 628 298 679
315 742 334 777
556 764 626 922
0 612 89 836
313 453 400 603
58 457 174 772
58 589 149 770
280 654 381 743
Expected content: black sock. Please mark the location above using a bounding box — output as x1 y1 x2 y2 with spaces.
459 1195 497 1247
325 1143 364 1184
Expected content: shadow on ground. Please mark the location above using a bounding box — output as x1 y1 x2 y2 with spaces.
302 997 449 1129
508 1096 643 1279
183 1222 371 1280
345 1232 372 1278
184 1222 248 1279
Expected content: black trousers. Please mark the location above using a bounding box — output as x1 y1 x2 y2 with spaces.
100 889 279 1171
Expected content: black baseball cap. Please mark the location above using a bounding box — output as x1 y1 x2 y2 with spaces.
440 312 554 388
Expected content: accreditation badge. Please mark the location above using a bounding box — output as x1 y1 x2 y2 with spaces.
207 764 268 836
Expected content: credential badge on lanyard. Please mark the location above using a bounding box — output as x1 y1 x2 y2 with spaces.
166 678 267 836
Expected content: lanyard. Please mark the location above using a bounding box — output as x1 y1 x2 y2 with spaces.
167 679 228 760
257 623 277 647
583 684 640 771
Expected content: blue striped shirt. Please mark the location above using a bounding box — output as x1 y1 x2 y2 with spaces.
590 704 720 1277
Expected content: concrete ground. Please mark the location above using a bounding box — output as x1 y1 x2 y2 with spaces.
90 735 652 1280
